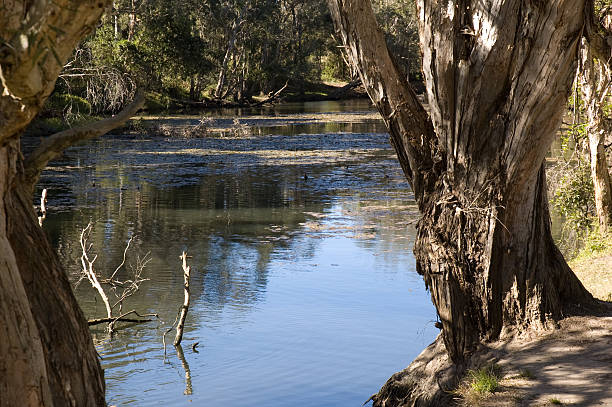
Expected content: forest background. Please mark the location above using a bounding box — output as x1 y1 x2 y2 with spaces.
38 0 611 262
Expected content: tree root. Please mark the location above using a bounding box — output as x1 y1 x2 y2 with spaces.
369 335 460 407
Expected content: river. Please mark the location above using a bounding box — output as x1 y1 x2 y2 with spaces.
38 99 438 406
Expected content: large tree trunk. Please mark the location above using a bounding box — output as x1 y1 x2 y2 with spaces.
1 1 115 404
3 146 106 407
328 0 596 403
0 141 53 407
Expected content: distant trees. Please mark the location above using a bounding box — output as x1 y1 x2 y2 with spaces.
53 0 347 109
551 1 611 247
371 0 421 83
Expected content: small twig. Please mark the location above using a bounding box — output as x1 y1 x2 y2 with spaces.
162 313 180 357
108 235 134 281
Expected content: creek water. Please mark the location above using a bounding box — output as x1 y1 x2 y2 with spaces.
39 99 438 406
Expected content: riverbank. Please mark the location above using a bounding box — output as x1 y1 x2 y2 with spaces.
453 251 612 406
24 81 369 138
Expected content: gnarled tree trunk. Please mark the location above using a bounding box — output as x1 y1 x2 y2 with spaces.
0 141 53 407
1 1 123 405
328 0 597 404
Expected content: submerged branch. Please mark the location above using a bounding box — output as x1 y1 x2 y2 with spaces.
251 81 289 107
88 310 158 326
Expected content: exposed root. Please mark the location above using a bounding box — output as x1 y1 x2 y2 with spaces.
370 335 460 407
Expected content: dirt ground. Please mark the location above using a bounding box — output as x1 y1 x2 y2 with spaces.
459 255 612 407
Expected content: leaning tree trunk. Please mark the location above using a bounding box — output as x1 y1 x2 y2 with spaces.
1 1 116 405
0 141 54 407
328 0 596 403
2 147 107 407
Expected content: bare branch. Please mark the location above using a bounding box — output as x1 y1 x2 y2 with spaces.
174 252 191 346
80 223 113 322
88 309 158 326
77 221 152 334
251 81 289 107
108 235 134 282
326 0 440 207
23 90 145 189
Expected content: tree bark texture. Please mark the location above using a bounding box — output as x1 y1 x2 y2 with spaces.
0 141 53 407
580 41 612 232
6 158 106 407
328 0 595 376
1 1 114 405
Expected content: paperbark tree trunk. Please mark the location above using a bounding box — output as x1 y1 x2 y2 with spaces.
1 1 117 405
580 41 612 233
0 141 53 407
328 0 597 403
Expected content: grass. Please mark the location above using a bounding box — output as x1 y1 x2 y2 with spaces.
455 364 503 405
468 365 502 394
549 397 563 405
570 231 612 301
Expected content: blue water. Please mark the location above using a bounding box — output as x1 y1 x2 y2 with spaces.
39 100 438 406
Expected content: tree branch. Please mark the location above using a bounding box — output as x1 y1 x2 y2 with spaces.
251 81 289 107
23 90 145 189
87 310 158 326
326 0 441 208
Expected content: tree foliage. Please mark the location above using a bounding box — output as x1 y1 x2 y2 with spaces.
53 0 353 109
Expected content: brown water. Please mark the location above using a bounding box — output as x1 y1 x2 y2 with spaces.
39 99 438 406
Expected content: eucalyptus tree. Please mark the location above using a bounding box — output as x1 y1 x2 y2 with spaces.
0 1 145 405
327 0 609 404
580 2 612 232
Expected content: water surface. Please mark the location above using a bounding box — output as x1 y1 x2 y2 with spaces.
39 99 438 406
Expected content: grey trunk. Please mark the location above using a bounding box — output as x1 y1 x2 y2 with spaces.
328 0 596 369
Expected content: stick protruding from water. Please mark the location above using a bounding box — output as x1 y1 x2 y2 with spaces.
174 252 191 346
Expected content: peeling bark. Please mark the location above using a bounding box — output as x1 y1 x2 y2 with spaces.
328 0 597 404
0 141 53 407
580 36 612 232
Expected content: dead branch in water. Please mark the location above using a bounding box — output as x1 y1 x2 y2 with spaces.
251 81 288 107
77 221 152 334
87 309 158 326
174 252 191 346
162 252 192 354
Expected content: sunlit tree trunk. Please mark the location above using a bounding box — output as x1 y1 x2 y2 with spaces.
328 0 596 403
215 9 245 100
580 37 612 232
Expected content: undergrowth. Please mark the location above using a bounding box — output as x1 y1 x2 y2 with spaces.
455 364 503 405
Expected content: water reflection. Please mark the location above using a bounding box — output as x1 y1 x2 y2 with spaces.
39 100 438 406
